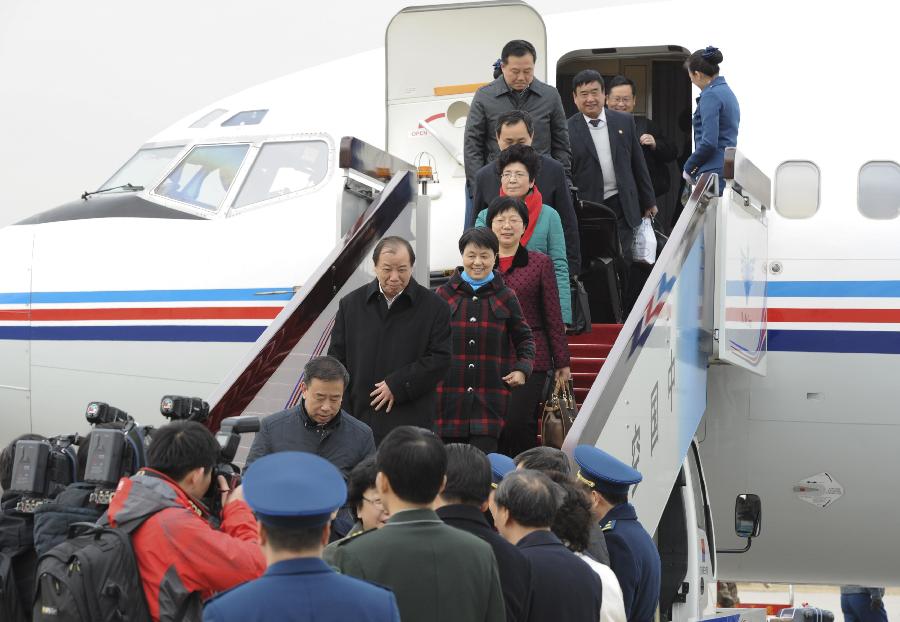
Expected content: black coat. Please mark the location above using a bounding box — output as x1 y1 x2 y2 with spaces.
328 278 452 443
567 110 656 229
471 154 581 275
517 530 603 622
437 504 533 622
634 116 677 198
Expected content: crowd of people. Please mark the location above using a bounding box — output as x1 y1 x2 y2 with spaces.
0 38 743 622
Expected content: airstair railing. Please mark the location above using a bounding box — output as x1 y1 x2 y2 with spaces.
205 139 417 430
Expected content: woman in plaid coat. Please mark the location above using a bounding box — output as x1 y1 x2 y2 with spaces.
435 227 535 453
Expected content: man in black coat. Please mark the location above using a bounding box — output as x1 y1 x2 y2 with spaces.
607 75 677 201
568 69 657 268
492 469 602 622
470 109 581 275
436 444 532 622
328 236 452 444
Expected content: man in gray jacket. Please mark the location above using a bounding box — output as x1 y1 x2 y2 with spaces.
464 39 572 225
245 356 375 476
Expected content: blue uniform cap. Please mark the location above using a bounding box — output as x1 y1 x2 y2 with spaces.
243 451 347 528
487 453 516 487
573 445 642 496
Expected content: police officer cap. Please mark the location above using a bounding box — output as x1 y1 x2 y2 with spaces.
244 451 347 528
573 445 642 496
487 453 515 487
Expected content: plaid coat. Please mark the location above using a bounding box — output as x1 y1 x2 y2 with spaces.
435 270 535 438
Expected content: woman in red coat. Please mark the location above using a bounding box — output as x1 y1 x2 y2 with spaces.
435 227 535 453
487 196 571 457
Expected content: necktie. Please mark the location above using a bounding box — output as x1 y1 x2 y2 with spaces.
589 118 602 127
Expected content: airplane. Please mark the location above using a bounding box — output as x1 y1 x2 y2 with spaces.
2 0 899 615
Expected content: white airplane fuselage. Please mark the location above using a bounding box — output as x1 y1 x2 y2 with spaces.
1 0 898 588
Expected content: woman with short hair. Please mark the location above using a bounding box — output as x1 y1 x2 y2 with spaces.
474 144 571 323
435 227 535 454
486 195 571 457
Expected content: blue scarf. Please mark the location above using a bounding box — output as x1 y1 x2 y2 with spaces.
460 270 495 291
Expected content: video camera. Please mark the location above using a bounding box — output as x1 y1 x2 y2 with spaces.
82 401 148 504
211 415 260 521
160 395 209 422
10 434 81 513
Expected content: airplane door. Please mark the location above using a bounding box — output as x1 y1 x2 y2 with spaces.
386 2 546 270
0 227 34 444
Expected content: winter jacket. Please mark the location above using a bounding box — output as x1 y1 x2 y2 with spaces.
245 400 375 475
476 204 571 323
328 278 452 444
104 469 265 622
464 75 572 189
435 270 534 438
32 482 103 556
499 246 571 372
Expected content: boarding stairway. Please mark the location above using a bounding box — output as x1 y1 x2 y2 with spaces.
568 324 622 408
203 142 772 529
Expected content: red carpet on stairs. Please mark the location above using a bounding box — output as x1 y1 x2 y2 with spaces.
567 324 623 407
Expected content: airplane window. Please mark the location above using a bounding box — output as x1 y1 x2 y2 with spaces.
99 146 185 192
155 144 249 211
233 141 329 208
189 108 228 128
858 161 900 220
221 110 268 127
774 161 820 219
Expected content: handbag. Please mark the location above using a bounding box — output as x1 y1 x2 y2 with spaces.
631 217 657 264
539 377 579 449
569 276 592 335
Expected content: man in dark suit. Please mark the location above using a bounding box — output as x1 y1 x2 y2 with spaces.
203 452 400 622
492 469 602 622
568 69 657 268
332 427 505 622
470 110 580 275
328 236 451 445
436 444 532 622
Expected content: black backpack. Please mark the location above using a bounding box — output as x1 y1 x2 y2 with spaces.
0 502 37 622
32 520 153 622
1 546 29 622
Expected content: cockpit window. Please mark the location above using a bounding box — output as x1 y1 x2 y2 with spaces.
233 141 329 208
189 108 228 128
221 110 268 127
99 146 185 192
155 144 249 211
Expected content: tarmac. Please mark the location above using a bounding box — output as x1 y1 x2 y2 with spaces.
736 584 899 620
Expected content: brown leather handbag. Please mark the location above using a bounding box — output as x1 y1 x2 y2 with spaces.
539 377 578 449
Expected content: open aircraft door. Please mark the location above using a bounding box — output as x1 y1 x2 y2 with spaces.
386 2 546 270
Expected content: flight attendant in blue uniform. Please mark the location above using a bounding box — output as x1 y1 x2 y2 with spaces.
574 445 661 622
203 452 400 622
683 46 740 194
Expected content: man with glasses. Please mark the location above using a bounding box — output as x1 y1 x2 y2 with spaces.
568 70 657 311
464 39 572 228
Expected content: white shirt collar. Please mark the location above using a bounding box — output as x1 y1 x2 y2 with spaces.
583 108 607 126
379 282 404 308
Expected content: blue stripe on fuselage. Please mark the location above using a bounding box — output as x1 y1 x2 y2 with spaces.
0 325 265 342
728 280 900 298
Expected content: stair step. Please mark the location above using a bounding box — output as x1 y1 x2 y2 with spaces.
570 358 606 374
568 343 613 358
573 386 590 401
567 323 624 345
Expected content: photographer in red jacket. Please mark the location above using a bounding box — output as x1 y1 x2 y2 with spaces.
105 421 265 621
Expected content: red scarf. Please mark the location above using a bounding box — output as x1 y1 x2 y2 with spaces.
499 185 543 247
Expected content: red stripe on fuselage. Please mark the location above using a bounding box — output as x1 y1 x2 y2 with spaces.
728 308 900 323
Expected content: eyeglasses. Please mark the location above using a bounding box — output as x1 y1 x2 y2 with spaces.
493 217 523 227
501 171 529 181
608 96 634 104
362 496 385 510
